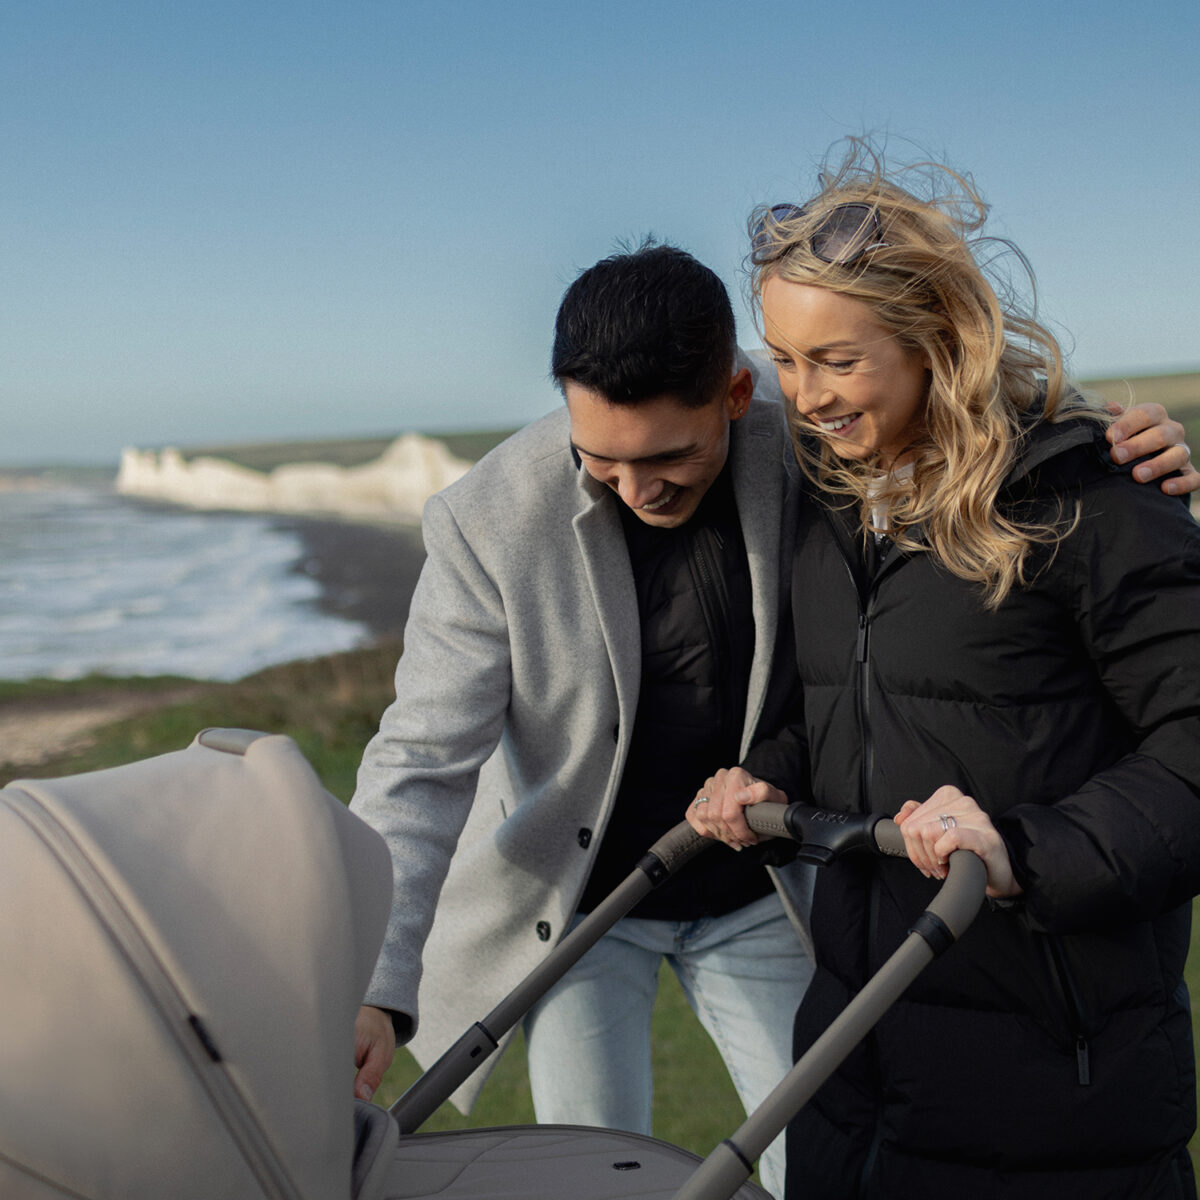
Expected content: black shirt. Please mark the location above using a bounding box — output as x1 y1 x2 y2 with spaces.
577 465 776 919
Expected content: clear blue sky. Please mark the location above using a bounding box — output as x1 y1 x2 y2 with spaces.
3 0 1197 465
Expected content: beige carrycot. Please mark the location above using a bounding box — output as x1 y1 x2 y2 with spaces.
0 730 779 1200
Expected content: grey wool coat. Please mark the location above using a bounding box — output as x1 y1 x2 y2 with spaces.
350 352 811 1109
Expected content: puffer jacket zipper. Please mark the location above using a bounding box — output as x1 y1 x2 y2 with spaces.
1043 935 1093 1086
819 505 876 815
6 787 305 1200
856 608 873 813
820 507 885 1197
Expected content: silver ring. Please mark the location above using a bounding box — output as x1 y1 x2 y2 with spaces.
693 796 710 807
939 814 957 831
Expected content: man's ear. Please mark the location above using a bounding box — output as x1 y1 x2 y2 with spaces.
725 367 754 421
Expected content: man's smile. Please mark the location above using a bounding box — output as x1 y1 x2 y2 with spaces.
640 484 683 512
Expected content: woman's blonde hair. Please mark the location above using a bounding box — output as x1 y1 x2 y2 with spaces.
749 139 1104 607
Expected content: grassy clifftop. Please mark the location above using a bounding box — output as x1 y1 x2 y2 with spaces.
179 428 519 472
1081 370 1200 445
1081 369 1200 413
0 639 405 798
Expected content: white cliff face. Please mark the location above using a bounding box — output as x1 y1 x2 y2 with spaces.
116 434 471 521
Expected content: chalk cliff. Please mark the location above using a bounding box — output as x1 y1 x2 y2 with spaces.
116 434 471 521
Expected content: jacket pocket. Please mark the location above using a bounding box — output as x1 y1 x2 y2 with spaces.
1039 934 1092 1085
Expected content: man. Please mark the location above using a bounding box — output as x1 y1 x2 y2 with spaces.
350 243 1195 1198
352 244 808 1195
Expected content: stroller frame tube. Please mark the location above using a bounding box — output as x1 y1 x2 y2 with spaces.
672 833 985 1200
390 803 987 1200
390 820 714 1132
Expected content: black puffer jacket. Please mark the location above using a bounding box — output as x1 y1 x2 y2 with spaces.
774 420 1200 1199
578 465 775 919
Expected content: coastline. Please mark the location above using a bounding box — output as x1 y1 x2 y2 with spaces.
275 513 427 641
0 506 429 772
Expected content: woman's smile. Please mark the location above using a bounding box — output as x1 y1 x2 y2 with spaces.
811 411 862 436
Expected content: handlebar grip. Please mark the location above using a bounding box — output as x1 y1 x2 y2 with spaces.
743 803 793 840
872 816 907 857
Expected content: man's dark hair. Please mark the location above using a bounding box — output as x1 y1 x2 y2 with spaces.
551 241 736 408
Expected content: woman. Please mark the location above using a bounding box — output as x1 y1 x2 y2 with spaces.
688 143 1200 1199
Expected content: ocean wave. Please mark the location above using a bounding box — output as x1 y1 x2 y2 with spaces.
0 486 369 681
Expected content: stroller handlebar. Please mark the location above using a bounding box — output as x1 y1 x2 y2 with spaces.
745 801 905 860
748 802 984 942
649 803 984 944
647 803 985 952
393 801 986 1138
652 801 919 872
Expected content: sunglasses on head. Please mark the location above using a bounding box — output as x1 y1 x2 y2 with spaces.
752 201 887 266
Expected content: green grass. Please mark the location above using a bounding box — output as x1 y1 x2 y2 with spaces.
5 650 1200 1175
372 969 747 1160
3 639 403 799
0 672 197 703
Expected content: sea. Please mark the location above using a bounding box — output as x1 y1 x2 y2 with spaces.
0 483 370 682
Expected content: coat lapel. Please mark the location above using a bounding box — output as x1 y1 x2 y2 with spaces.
729 400 789 754
571 473 642 756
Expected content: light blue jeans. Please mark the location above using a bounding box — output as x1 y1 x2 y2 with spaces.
522 891 812 1200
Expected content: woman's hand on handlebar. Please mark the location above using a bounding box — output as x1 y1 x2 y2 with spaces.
894 785 1023 899
686 766 787 850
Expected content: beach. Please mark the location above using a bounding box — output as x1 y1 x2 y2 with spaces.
278 513 427 640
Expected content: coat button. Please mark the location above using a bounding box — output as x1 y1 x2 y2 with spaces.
577 828 592 849
536 921 552 941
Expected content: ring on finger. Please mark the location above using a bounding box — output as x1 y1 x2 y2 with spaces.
693 795 710 807
938 813 957 831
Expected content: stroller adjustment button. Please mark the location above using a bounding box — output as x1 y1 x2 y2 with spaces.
577 828 592 848
536 921 552 941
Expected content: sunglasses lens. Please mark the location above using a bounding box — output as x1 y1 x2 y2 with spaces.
752 201 884 265
770 204 805 223
751 204 805 258
810 203 881 264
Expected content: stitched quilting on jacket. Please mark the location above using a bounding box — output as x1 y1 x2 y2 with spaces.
779 419 1200 1200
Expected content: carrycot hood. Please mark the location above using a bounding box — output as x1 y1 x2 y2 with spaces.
0 730 392 1200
